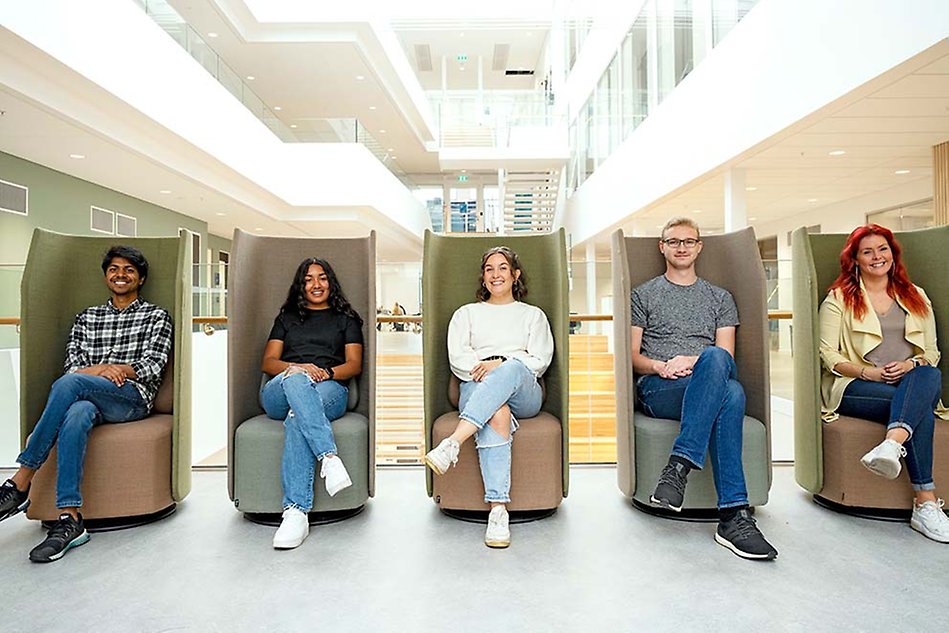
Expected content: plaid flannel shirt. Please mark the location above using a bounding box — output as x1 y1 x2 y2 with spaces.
64 297 174 409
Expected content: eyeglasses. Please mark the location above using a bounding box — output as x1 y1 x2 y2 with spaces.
661 238 701 248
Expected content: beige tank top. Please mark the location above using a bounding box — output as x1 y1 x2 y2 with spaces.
865 303 914 367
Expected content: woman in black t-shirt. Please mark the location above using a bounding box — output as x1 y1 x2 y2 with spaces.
260 257 363 549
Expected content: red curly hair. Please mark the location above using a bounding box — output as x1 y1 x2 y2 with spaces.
828 224 928 320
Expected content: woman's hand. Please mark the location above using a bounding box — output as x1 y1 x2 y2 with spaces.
284 363 326 381
470 359 503 382
880 360 913 384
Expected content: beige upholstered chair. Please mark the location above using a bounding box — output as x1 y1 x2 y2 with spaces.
793 225 949 512
22 229 192 527
227 230 376 520
422 229 569 514
612 227 772 513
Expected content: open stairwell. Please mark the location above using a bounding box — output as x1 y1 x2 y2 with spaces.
501 169 561 234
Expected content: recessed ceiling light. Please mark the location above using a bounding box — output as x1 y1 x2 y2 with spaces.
216 212 226 216
692 209 703 213
207 32 218 38
273 106 282 111
391 156 398 160
246 75 255 81
459 32 465 37
749 216 757 221
290 124 298 128
159 189 172 194
369 106 377 110
69 153 85 159
459 66 466 71
895 169 911 174
356 75 365 81
387 148 394 152
254 227 263 231
379 129 386 134
808 198 819 203
745 186 757 191
829 149 846 156
461 169 466 173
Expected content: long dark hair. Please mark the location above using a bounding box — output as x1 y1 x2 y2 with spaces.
827 224 927 320
280 258 363 326
476 246 528 302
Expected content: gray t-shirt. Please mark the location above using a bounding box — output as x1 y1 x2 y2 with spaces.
631 275 739 362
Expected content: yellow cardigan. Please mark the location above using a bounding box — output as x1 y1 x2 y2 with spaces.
818 284 948 422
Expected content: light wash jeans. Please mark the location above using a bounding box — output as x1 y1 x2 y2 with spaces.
837 365 942 491
260 372 349 512
17 373 149 508
458 359 543 504
636 346 749 509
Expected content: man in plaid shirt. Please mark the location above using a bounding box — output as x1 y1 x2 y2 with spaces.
0 245 173 563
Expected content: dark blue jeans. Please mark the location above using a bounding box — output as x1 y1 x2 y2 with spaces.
636 346 748 509
837 365 941 491
17 373 149 508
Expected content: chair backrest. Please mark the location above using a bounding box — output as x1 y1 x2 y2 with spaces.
227 230 377 498
20 228 192 500
422 229 570 496
612 226 771 496
792 224 949 493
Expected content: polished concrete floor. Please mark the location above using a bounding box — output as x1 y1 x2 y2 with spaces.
1 465 946 632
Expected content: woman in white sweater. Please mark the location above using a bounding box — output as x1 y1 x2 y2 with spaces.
424 246 554 548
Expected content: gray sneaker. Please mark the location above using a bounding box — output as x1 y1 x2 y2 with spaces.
0 479 30 522
860 439 905 480
424 438 460 475
911 499 949 543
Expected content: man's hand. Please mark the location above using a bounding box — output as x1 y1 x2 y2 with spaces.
284 363 328 381
470 359 503 382
657 355 698 379
77 364 133 386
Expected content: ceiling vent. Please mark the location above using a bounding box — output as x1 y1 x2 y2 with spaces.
505 69 535 76
414 44 433 72
492 44 510 71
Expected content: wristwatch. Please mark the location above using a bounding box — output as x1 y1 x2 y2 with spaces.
911 357 922 368
325 366 335 379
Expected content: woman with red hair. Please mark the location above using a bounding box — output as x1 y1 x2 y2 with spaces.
819 224 949 542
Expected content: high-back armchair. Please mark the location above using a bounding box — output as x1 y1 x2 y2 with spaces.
228 230 376 517
612 227 772 511
422 229 569 512
22 228 192 525
792 225 949 511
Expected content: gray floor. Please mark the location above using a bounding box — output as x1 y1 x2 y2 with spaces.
1 464 946 632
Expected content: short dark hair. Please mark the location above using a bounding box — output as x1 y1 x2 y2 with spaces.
101 245 149 280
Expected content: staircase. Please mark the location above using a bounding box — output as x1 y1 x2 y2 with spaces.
501 170 561 234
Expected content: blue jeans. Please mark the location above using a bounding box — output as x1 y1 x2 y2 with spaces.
458 359 543 504
17 373 149 509
636 346 749 509
261 372 349 512
837 365 942 491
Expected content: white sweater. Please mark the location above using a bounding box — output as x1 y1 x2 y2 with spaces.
447 301 554 381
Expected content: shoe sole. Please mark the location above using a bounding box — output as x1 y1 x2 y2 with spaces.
860 456 901 480
273 537 307 550
485 538 511 549
423 455 448 476
910 518 949 544
326 477 353 497
0 498 30 523
649 495 683 512
714 532 777 560
30 530 90 563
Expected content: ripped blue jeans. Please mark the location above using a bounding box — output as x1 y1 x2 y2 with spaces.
458 359 542 504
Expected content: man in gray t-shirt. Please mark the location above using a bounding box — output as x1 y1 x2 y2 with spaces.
630 217 777 561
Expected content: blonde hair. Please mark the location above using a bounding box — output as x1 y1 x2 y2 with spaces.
661 216 701 239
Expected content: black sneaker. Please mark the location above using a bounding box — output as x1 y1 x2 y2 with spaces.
29 513 90 563
650 462 689 512
0 479 30 522
715 508 778 560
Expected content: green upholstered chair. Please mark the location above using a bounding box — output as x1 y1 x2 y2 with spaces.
227 230 376 519
612 227 772 513
22 228 192 526
792 225 949 512
422 229 569 513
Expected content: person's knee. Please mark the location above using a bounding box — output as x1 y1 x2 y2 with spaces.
51 372 86 395
699 346 731 366
488 405 511 438
61 401 97 436
724 380 746 413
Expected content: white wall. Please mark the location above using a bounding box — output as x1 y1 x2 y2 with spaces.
563 0 949 245
0 349 20 466
377 263 422 314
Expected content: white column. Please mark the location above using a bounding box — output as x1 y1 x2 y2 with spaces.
585 241 597 333
724 168 747 232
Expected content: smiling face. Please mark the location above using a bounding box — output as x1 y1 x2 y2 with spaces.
659 224 703 271
855 233 893 281
303 263 331 309
482 252 520 303
104 256 144 301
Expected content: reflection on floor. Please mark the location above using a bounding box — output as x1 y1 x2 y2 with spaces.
0 465 943 632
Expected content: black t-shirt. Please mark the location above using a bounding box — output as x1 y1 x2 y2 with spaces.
268 309 363 369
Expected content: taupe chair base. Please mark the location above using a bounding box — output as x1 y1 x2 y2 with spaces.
440 508 557 525
812 495 910 523
630 499 723 523
41 504 177 533
242 505 365 527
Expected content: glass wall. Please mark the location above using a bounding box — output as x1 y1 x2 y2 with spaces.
867 198 935 231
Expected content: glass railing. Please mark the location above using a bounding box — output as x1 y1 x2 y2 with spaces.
134 0 409 184
430 90 565 149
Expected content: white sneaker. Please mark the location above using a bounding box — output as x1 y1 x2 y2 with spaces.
424 438 460 475
273 508 309 549
860 438 906 480
321 456 353 497
911 499 949 543
485 505 511 549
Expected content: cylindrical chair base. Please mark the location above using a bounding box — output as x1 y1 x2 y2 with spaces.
242 504 366 526
630 498 723 523
812 494 910 522
440 507 557 524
